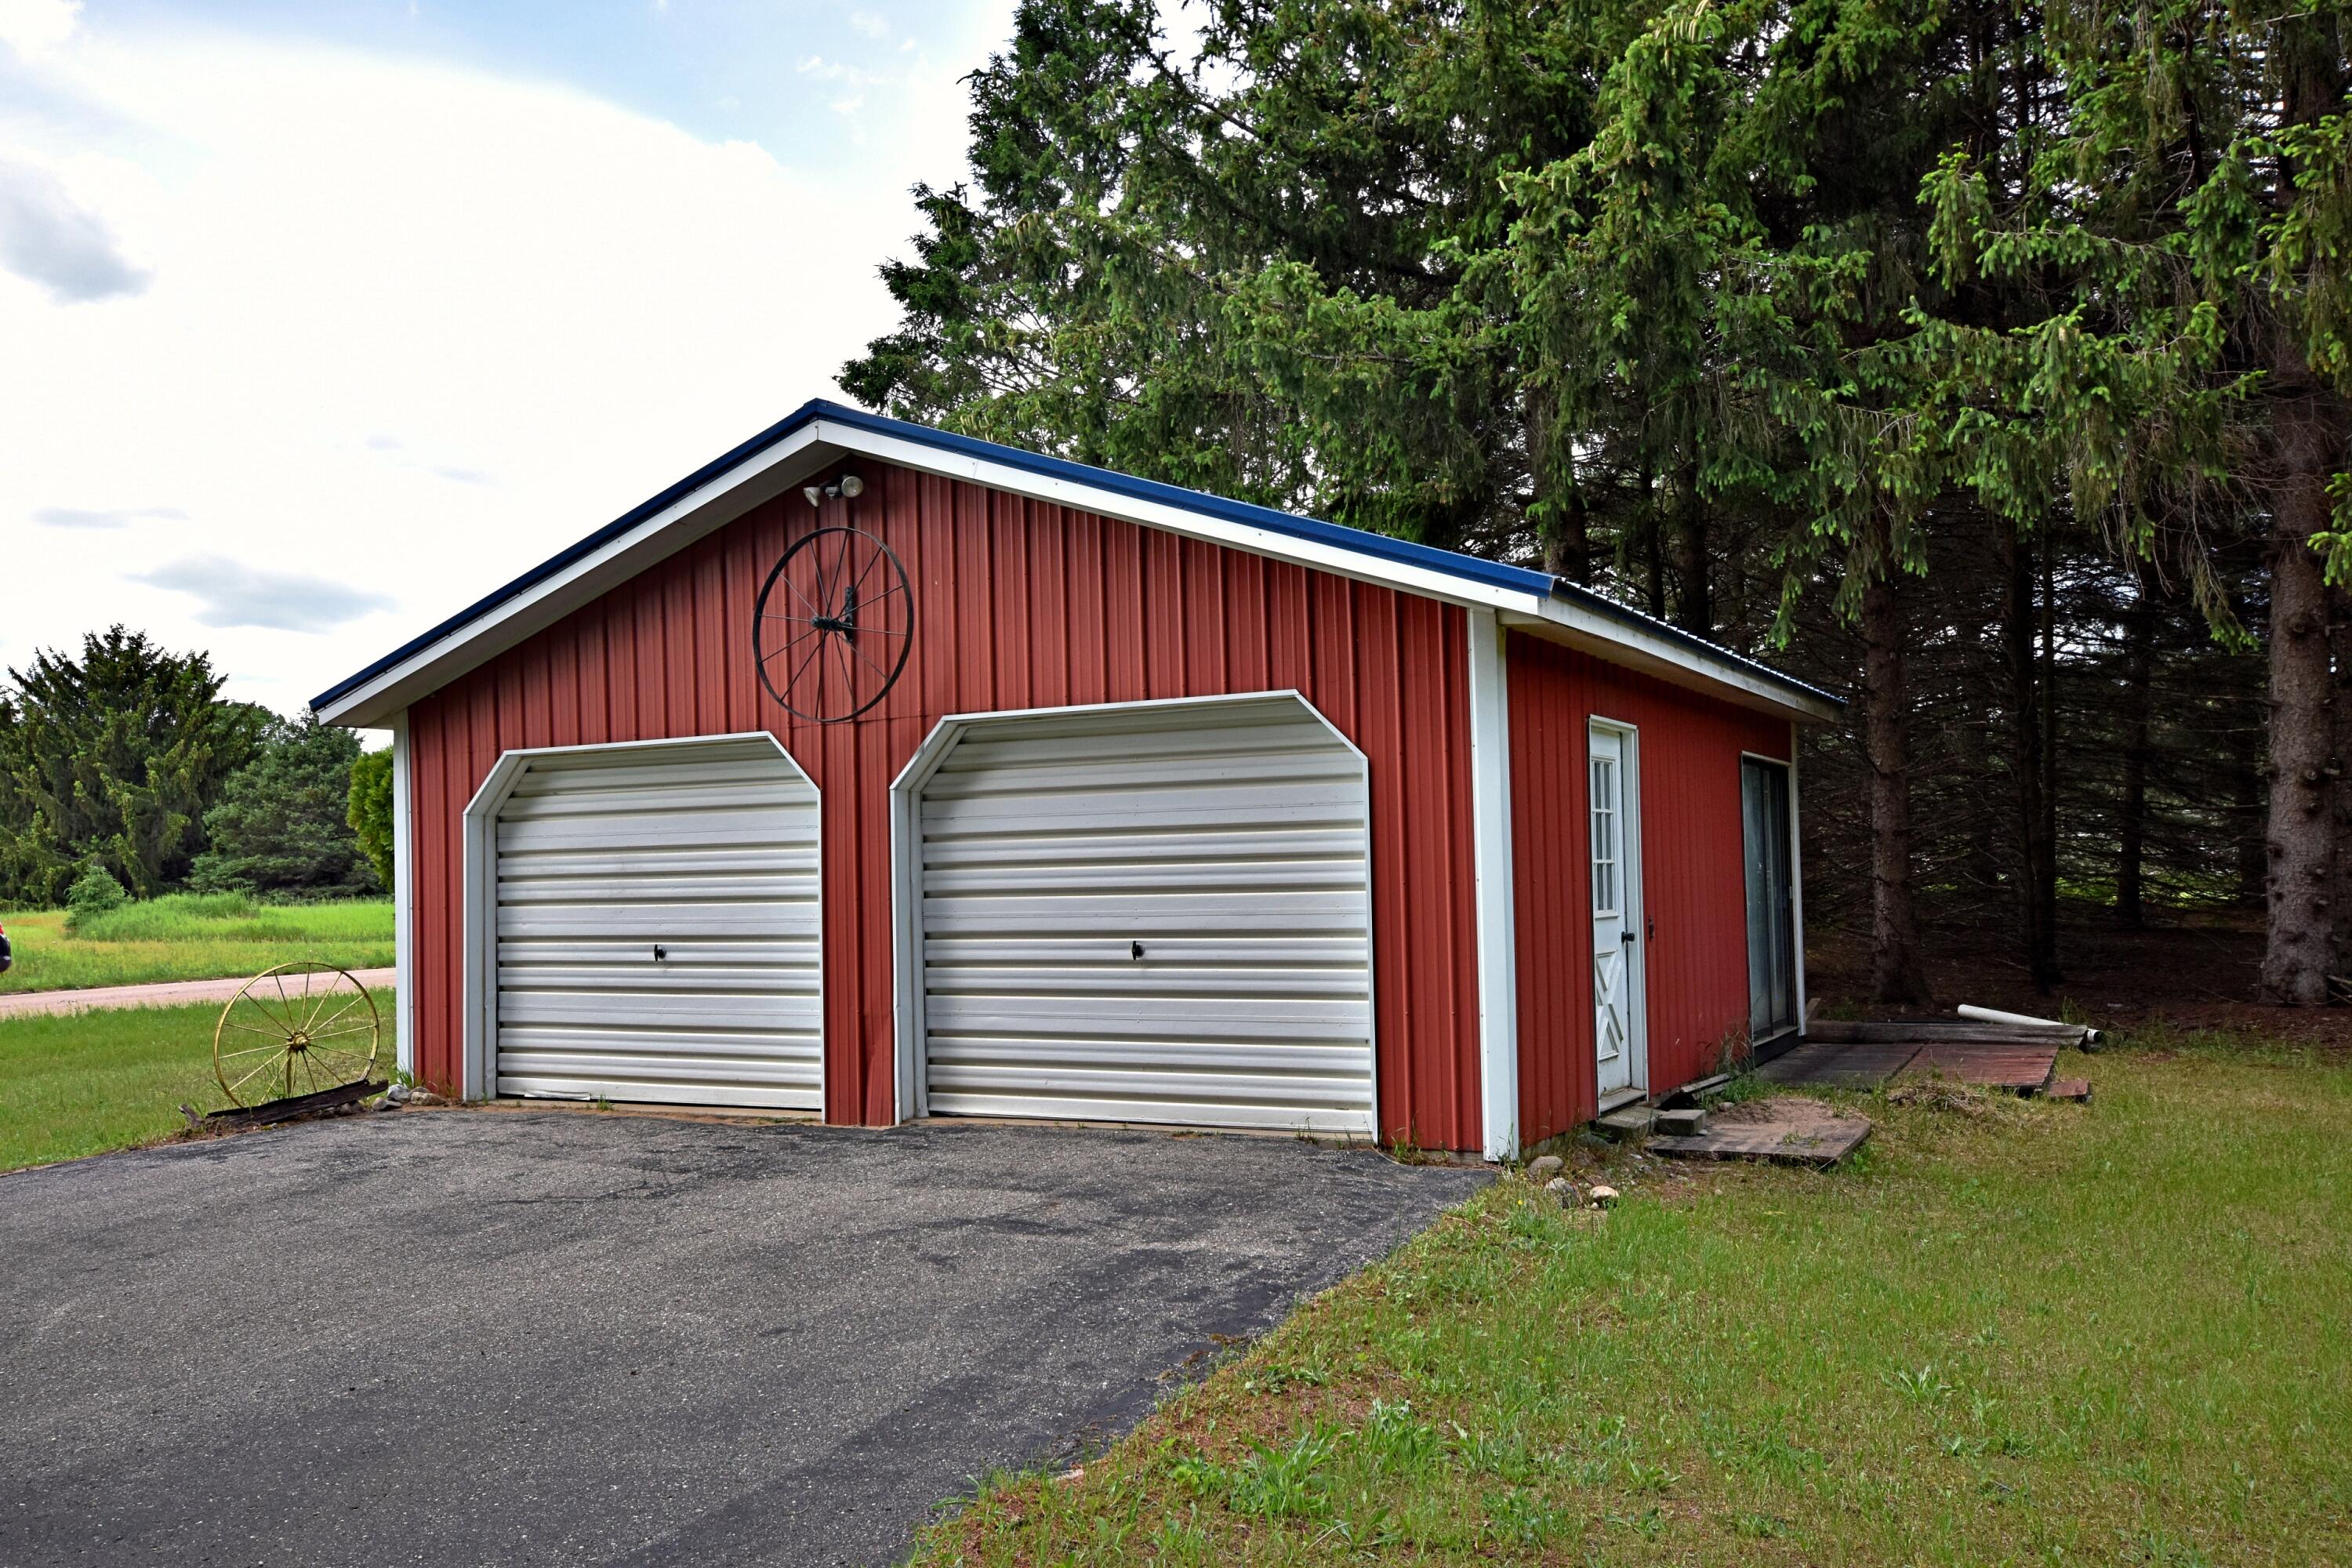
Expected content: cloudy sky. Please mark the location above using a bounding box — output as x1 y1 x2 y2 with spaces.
1 0 1015 720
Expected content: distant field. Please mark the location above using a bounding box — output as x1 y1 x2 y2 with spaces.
0 894 394 995
0 990 397 1171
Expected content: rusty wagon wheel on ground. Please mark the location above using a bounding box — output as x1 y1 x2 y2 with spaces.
213 962 381 1106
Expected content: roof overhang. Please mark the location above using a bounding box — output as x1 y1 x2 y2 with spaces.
314 400 1838 728
1505 591 1844 724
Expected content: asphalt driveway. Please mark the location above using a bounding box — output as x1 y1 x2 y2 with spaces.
0 1109 1486 1566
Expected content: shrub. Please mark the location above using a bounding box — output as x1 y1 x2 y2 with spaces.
347 747 394 891
64 865 128 932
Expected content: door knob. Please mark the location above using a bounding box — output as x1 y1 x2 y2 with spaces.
653 945 666 960
1131 940 1145 960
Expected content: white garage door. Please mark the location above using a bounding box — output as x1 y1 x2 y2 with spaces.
916 698 1374 1135
492 738 822 1109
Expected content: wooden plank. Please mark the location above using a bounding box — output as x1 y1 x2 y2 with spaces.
1902 1042 2057 1094
1648 1105 1872 1168
204 1079 386 1127
1756 1040 1920 1088
1805 1019 2081 1046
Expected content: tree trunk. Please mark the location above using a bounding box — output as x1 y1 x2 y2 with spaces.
2118 572 2155 927
1526 389 1589 585
2259 15 2348 1005
1671 458 1711 635
1998 518 2059 989
1862 521 1933 1004
2331 583 2352 978
2261 390 2341 1005
2038 532 2062 978
2234 703 2269 909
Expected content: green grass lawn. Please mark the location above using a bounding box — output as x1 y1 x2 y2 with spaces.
918 1033 2352 1566
0 990 396 1171
0 893 394 994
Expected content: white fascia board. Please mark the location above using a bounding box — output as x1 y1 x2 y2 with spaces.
816 421 1555 618
1501 601 1842 724
317 426 839 728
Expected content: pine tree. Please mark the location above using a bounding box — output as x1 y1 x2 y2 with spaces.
0 627 268 902
191 715 380 898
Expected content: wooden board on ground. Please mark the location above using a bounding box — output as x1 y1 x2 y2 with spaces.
1649 1098 1871 1168
1756 1040 1921 1088
1803 1018 2082 1046
1903 1043 2058 1094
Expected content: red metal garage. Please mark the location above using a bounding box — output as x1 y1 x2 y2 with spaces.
316 401 1837 1159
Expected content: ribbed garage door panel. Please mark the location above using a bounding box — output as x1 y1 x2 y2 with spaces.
494 739 821 1109
920 699 1374 1134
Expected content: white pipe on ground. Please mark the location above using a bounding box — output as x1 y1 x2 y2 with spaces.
1956 1003 2103 1048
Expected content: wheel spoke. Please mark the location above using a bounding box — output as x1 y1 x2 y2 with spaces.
307 989 368 1036
229 1052 285 1096
845 539 883 605
829 636 859 710
848 636 893 684
811 535 834 625
759 626 821 666
310 1018 380 1040
220 1041 292 1059
239 992 295 1034
781 635 826 711
221 1019 292 1036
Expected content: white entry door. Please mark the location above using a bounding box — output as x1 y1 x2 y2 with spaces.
1591 722 1643 1097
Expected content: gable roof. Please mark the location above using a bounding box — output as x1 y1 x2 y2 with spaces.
314 398 1840 726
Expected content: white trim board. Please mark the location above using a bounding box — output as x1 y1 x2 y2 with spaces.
388 712 415 1080
1465 609 1519 1161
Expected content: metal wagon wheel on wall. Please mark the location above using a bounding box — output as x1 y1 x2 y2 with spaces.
212 962 381 1106
752 524 915 723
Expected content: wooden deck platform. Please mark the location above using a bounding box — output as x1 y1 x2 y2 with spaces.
1647 1098 1873 1168
1756 1033 2061 1095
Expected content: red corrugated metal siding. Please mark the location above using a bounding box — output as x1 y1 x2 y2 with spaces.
1506 633 1791 1145
404 461 1486 1149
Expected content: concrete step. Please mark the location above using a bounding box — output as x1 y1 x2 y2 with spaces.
1596 1105 1655 1140
1652 1106 1708 1138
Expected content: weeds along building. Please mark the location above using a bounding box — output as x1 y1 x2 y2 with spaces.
317 401 1837 1158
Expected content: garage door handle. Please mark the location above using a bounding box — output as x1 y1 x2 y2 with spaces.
1131 940 1145 960
653 945 666 961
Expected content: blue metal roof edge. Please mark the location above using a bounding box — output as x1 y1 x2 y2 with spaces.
312 396 1835 716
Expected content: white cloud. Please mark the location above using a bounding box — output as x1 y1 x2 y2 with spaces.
34 503 182 528
0 0 80 59
0 24 990 714
132 554 397 631
0 154 148 300
849 11 890 38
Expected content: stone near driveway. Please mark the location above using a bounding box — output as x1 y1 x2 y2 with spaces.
1524 1154 1564 1185
0 1112 1486 1568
